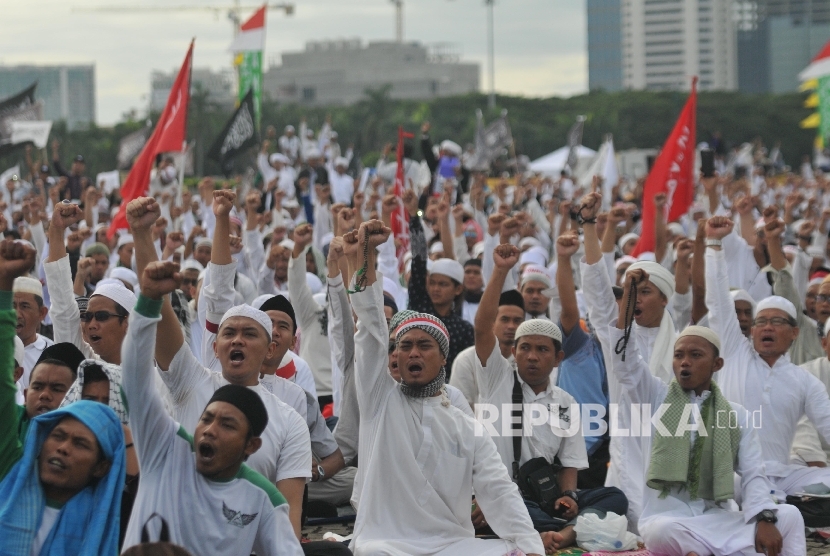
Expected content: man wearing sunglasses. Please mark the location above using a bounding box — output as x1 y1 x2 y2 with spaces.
45 202 136 367
706 215 830 498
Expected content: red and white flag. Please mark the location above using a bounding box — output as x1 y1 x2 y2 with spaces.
632 77 697 257
393 125 414 267
109 41 193 239
229 6 266 52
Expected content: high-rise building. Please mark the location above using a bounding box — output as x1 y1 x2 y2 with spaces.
587 0 624 91
263 40 479 105
150 67 235 113
620 0 737 92
737 0 830 93
0 64 95 130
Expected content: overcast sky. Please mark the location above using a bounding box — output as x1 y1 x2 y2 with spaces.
2 0 587 125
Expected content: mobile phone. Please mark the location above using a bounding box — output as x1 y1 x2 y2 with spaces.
701 148 715 178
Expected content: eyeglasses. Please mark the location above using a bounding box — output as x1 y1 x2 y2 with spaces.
388 341 396 354
79 311 124 323
753 317 794 327
816 294 830 304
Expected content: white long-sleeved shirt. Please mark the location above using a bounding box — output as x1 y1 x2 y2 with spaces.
349 277 544 556
706 246 830 478
721 231 773 302
43 255 100 361
121 302 302 556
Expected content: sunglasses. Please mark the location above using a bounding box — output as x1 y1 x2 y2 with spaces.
79 311 124 323
388 341 396 354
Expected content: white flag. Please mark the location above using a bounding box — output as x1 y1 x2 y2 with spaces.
10 120 52 149
96 170 121 195
578 135 619 210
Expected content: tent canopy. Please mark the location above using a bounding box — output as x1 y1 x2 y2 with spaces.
528 145 596 177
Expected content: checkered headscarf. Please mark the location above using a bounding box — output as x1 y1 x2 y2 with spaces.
394 313 450 358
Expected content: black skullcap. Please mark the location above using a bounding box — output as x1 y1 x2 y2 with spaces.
499 289 525 311
35 342 86 375
383 294 399 315
612 286 624 300
464 258 482 268
207 385 268 437
256 295 297 333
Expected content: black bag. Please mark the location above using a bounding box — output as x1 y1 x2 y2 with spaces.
511 373 563 516
786 495 830 528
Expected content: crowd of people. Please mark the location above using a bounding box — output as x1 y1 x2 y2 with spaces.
0 120 826 556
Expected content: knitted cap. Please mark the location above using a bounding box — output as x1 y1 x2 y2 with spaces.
515 319 562 344
394 313 450 358
676 325 721 352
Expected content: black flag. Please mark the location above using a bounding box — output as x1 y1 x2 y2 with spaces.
116 126 152 170
0 82 36 122
207 89 258 175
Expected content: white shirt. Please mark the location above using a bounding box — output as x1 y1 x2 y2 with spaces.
349 279 544 556
706 247 830 478
475 343 588 472
721 231 773 302
329 171 354 205
30 506 60 556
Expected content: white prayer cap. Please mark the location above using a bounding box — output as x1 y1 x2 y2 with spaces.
279 239 295 250
429 242 445 255
270 153 290 165
305 147 322 159
636 251 656 262
330 131 338 139
305 129 315 137
430 258 464 283
195 238 213 250
14 335 24 367
730 289 756 316
219 304 273 341
181 259 205 273
285 125 295 132
116 234 134 250
440 140 462 157
13 276 43 298
92 280 137 313
520 246 548 268
756 295 797 320
110 267 138 289
615 255 637 270
783 245 799 257
518 237 541 251
618 233 639 250
809 276 825 288
515 319 562 344
676 325 721 352
306 272 323 295
626 261 675 299
521 265 552 289
808 245 825 258
334 157 349 168
472 241 485 259
282 197 300 208
93 223 107 235
667 222 686 237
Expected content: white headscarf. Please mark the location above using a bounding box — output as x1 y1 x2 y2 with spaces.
626 261 677 384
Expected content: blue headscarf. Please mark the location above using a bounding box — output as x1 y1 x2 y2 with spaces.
0 400 125 556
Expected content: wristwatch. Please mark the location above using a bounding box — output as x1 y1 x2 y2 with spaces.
314 464 326 482
756 509 777 524
561 490 579 504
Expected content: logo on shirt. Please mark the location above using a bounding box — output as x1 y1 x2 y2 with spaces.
223 502 258 528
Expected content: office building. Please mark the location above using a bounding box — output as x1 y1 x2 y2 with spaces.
150 67 235 112
263 39 479 105
587 0 624 91
0 64 95 130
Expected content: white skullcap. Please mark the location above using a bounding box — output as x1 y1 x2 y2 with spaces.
676 325 721 352
626 261 676 299
306 272 323 295
518 237 542 250
285 124 295 132
472 241 485 259
305 147 322 159
756 295 797 320
521 265 552 289
270 153 290 165
667 222 686 237
618 233 640 250
116 234 134 250
14 335 24 367
181 259 205 273
13 276 43 298
730 289 756 316
429 242 445 255
520 246 548 268
282 197 300 208
429 258 464 284
515 319 563 344
440 140 462 157
279 239 295 250
109 267 138 288
334 156 349 167
615 255 637 270
783 245 799 256
195 238 213 250
809 276 825 288
330 131 338 139
637 251 657 262
92 280 137 313
219 304 272 341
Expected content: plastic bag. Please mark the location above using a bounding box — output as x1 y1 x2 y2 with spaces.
574 512 639 552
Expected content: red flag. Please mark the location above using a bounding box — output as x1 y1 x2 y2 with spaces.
392 125 414 267
632 78 697 257
108 41 194 239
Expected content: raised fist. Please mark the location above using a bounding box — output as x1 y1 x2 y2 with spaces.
126 197 161 232
141 261 182 301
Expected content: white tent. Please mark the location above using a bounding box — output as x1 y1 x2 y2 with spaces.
528 145 596 177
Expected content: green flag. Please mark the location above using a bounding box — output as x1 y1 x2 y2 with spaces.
819 75 830 146
236 51 262 129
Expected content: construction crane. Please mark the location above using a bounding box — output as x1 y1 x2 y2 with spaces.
390 0 403 43
72 1 294 33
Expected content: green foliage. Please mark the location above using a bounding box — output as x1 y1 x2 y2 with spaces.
0 88 814 180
